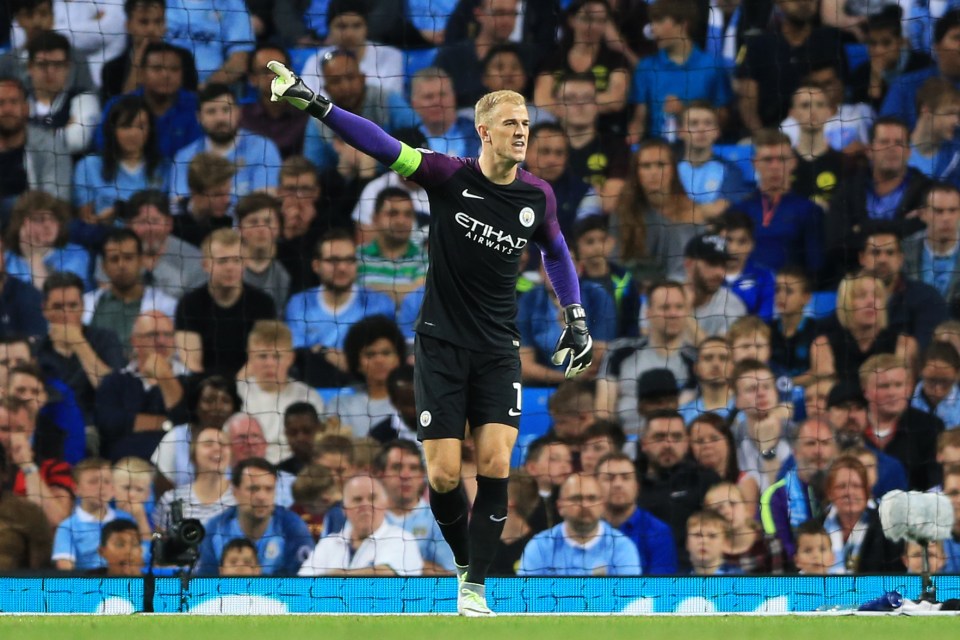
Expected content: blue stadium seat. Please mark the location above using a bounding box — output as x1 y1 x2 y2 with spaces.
404 48 438 91
288 47 318 76
713 144 757 187
808 291 838 320
317 386 355 407
511 387 555 468
845 43 869 72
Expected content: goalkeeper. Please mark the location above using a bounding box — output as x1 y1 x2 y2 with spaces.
268 61 593 615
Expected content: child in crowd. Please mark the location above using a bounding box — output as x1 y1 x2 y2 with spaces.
579 420 626 475
902 541 946 575
219 538 262 576
704 482 773 573
686 509 744 576
313 434 356 493
290 464 346 542
792 520 835 574
676 101 748 218
573 215 641 339
96 519 144 577
717 211 775 321
769 267 817 385
112 456 155 542
730 360 793 493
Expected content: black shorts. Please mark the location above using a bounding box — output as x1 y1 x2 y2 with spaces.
414 333 522 441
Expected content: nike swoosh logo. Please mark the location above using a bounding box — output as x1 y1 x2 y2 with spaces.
508 409 521 417
462 189 484 200
489 514 508 522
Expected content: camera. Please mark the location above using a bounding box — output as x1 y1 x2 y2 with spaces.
153 499 205 566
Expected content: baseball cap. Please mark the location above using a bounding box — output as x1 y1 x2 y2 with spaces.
684 234 730 265
826 380 867 409
637 368 679 402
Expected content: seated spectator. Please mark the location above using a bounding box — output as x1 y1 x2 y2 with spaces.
328 316 403 438
313 434 356 493
37 271 124 416
298 474 423 576
523 436 572 533
686 509 744 576
572 215 639 338
237 193 290 314
285 229 394 366
468 44 553 128
0 440 52 570
792 520 835 574
349 145 432 247
25 31 98 160
805 376 834 422
787 61 874 157
489 470 538 577
0 235 46 339
683 234 747 339
52 0 126 88
3 191 90 291
935 320 960 355
717 211 776 321
164 0 253 86
597 452 677 575
357 188 427 305
579 421 625 475
240 45 309 159
94 310 189 461
902 540 946 575
111 456 154 541
170 153 235 248
676 101 747 217
96 41 203 160
278 403 324 476
99 0 198 103
908 79 960 183
519 471 641 576
369 364 418 445
53 458 133 571
545 379 596 448
942 463 960 571
783 84 844 211
219 538 261 576
175 228 276 376
627 0 732 144
728 316 775 369
374 439 455 575
394 67 477 159
633 368 682 438
0 396 73 528
153 426 234 528
198 458 314 575
688 413 759 515
912 341 960 428
290 464 345 542
84 228 178 355
300 0 404 98
95 518 143 576
822 455 905 573
678 337 735 425
0 77 71 205
222 413 293 506
903 183 960 304
769 267 817 383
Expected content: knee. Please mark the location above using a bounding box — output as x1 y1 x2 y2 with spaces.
475 451 510 479
427 464 461 493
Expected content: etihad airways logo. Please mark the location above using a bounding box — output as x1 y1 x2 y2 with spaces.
455 212 527 254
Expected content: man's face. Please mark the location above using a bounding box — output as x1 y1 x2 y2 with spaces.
8 372 47 415
859 234 903 284
199 94 240 145
322 54 365 108
103 238 143 292
0 341 31 391
687 520 726 568
235 467 277 522
731 332 771 365
558 474 604 534
130 313 175 360
734 369 778 415
479 102 530 165
753 143 796 193
205 240 244 289
128 204 172 255
794 532 834 574
239 208 281 254
0 406 32 452
229 417 268 461
647 286 687 340
374 197 416 246
580 436 614 475
695 342 731 387
482 51 526 93
327 13 367 49
315 239 358 293
475 0 518 41
777 0 818 23
805 380 833 418
526 131 568 182
828 402 868 438
865 367 911 418
931 99 960 142
806 67 843 109
642 417 688 469
15 2 54 40
775 274 810 316
924 189 960 245
934 26 960 77
284 414 320 461
689 259 726 296
559 80 599 129
343 476 386 539
220 547 261 576
251 49 286 98
42 286 84 328
678 107 719 150
794 420 837 476
790 87 831 130
127 3 166 43
597 458 638 510
868 123 909 176
379 447 425 509
100 530 143 577
246 339 293 387
411 77 456 129
279 172 320 238
28 48 69 96
527 442 572 488
142 51 183 96
921 358 958 406
0 83 28 137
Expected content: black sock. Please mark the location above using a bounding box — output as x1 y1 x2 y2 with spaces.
429 482 470 567
467 475 509 586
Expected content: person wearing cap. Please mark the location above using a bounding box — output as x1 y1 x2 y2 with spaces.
683 233 747 340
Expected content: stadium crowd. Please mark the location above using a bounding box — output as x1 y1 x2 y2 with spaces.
3 0 960 579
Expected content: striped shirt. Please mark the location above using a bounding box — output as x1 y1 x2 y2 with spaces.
357 241 427 291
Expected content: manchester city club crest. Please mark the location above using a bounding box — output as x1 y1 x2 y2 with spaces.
519 207 535 228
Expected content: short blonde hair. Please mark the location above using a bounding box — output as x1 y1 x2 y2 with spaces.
727 316 771 346
859 353 908 388
113 456 154 477
474 89 526 127
202 227 241 257
247 319 293 350
836 273 888 330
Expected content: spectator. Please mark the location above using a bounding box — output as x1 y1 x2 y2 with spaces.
912 341 960 428
25 31 99 155
523 436 572 532
37 271 125 415
374 439 455 575
312 434 356 493
175 228 276 376
52 458 133 571
518 472 641 576
0 396 73 527
393 67 477 158
596 280 695 435
406 0 457 45
688 413 759 515
94 310 189 461
730 129 825 278
238 320 325 464
792 520 835 574
637 410 720 570
717 210 776 321
769 267 817 382
683 234 747 339
3 191 90 291
84 228 178 355
357 188 427 305
219 538 261 576
278 403 323 476
164 0 253 85
934 319 960 355
596 451 677 575
300 1 404 98
902 540 946 575
111 456 154 541
908 79 960 183
96 41 203 161
198 458 314 575
0 235 46 340
686 509 744 576
728 316 775 368
170 152 235 248
235 192 289 313
794 61 874 156
369 364 419 445
471 44 553 126
784 84 844 210
489 470 538 576
545 380 596 447
904 183 960 303
240 45 308 159
95 518 143 576
0 77 71 205
53 0 126 89
572 215 638 338
290 463 346 542
576 420 622 476
298 474 423 576
0 441 52 571
627 0 732 144
285 229 394 361
822 455 904 573
679 337 735 425
170 83 281 201
99 0 198 104
942 463 960 571
153 426 235 527
676 101 748 217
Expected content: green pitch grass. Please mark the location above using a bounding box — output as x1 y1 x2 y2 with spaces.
1 616 957 640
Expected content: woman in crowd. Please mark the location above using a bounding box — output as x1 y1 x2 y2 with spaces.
153 427 235 529
689 413 760 517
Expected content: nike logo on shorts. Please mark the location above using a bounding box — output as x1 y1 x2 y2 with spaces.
508 409 521 417
489 514 507 523
462 189 484 200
